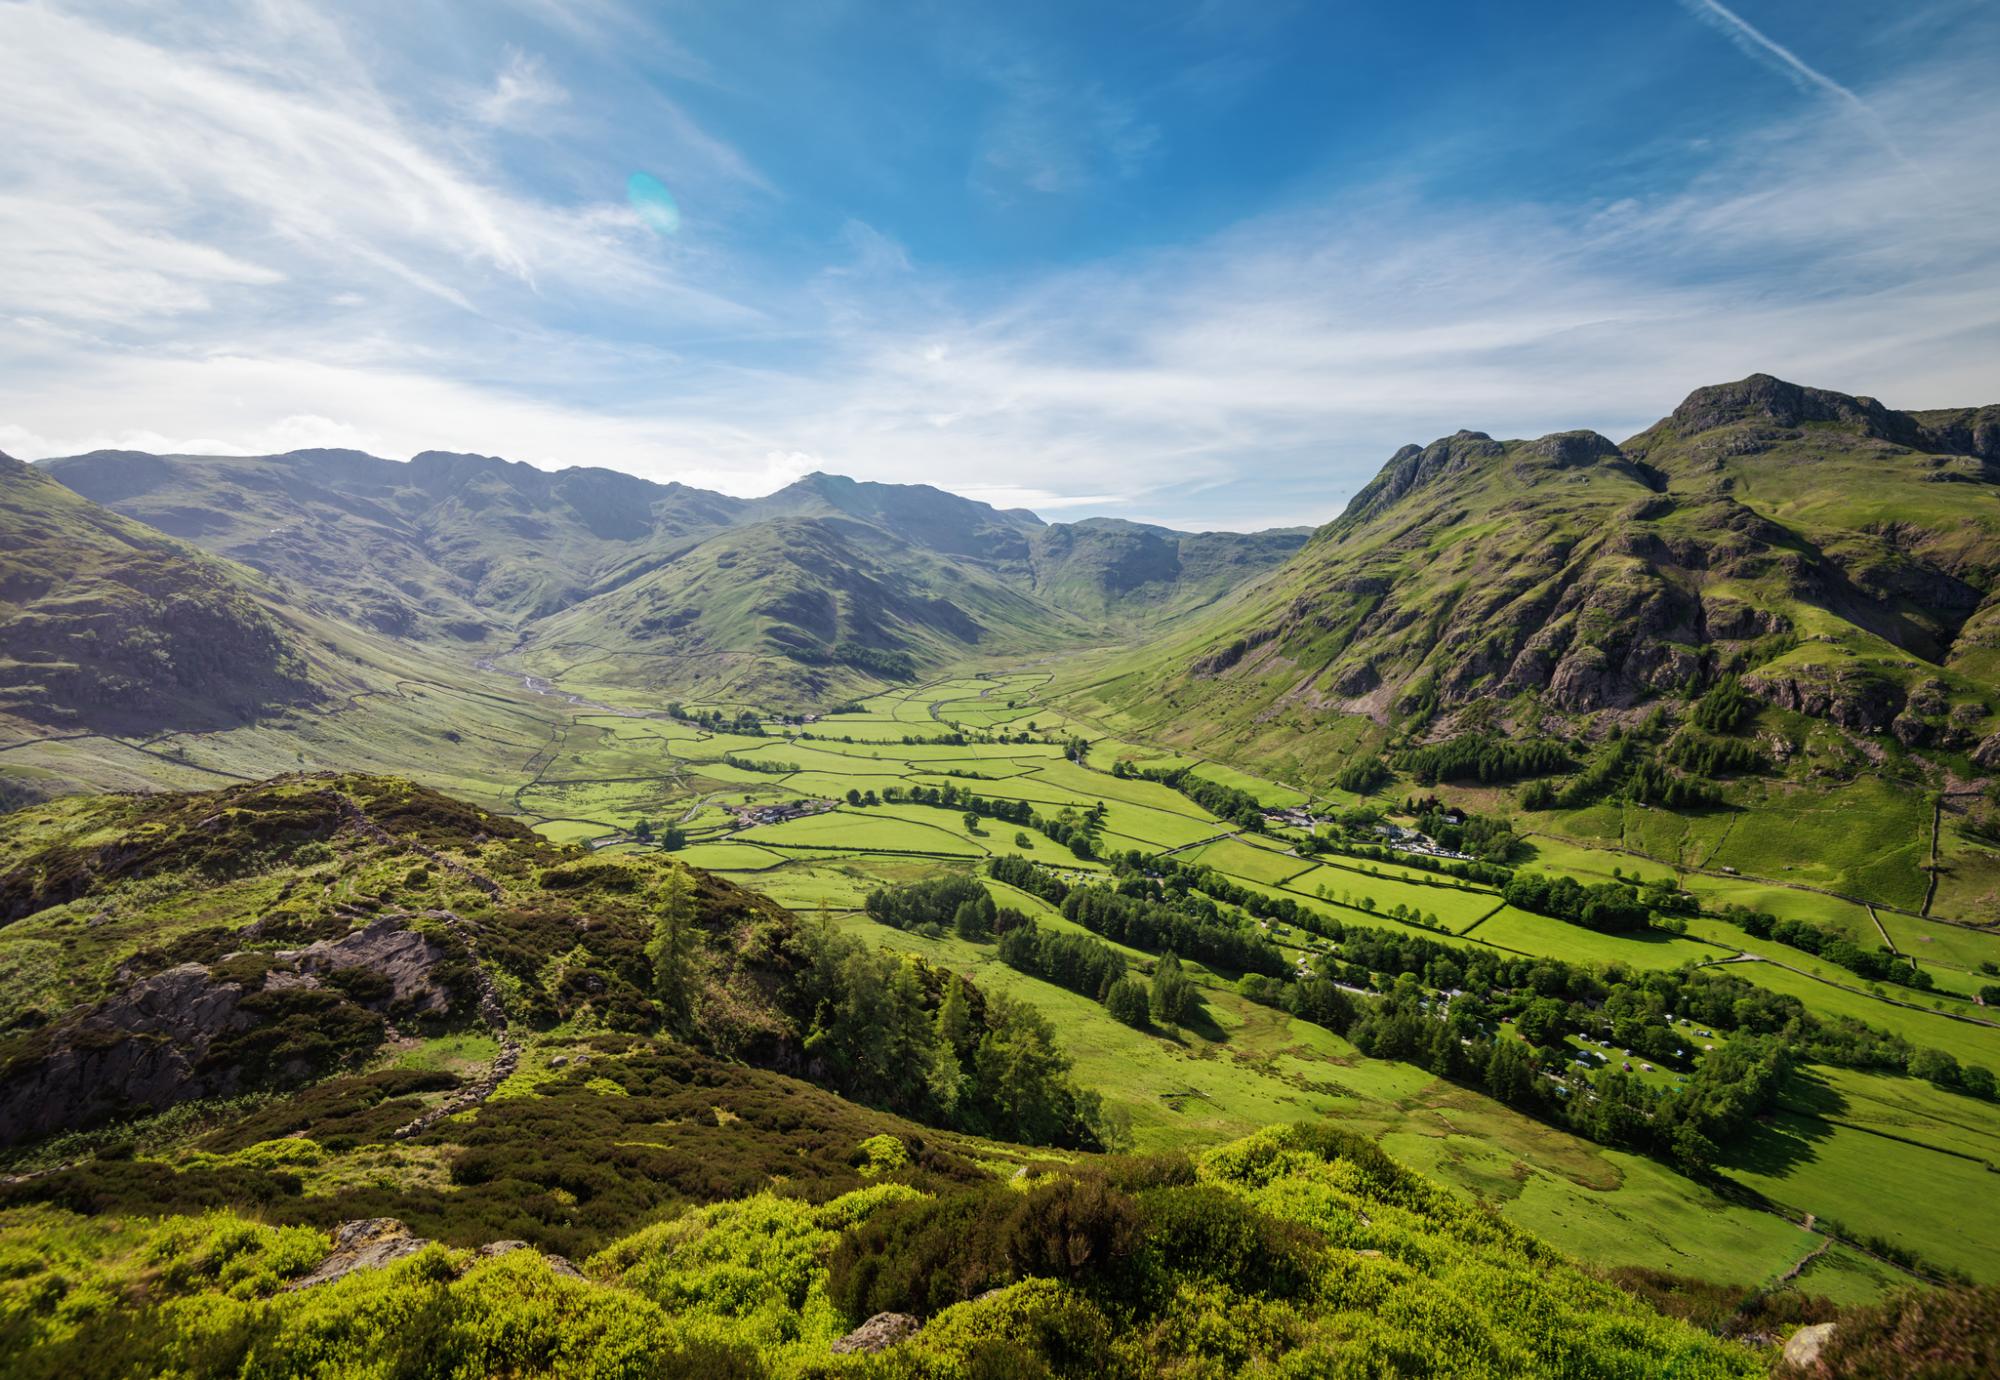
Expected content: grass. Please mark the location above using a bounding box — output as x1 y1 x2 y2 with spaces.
7 663 1993 1306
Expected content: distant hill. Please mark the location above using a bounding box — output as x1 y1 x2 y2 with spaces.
40 452 1306 705
0 452 325 736
1063 375 2000 776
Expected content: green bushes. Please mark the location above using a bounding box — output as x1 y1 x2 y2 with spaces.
0 1123 1772 1380
828 1176 1142 1320
828 1185 1015 1318
1396 735 1572 786
1130 1183 1319 1295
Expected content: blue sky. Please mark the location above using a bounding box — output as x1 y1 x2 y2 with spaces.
1 0 1997 529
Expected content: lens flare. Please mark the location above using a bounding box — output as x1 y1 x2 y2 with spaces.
626 172 680 235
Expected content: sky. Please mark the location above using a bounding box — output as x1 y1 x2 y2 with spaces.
1 0 1997 531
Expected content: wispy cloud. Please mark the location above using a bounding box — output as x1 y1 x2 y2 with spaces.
1 3 1996 532
472 48 569 128
1673 0 1908 162
969 50 1158 200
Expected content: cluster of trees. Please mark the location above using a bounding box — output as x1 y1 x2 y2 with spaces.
629 818 686 850
721 753 798 775
1692 675 1756 733
1396 736 1572 786
1338 985 1791 1169
998 923 1128 1004
665 705 764 734
1661 730 1764 778
1061 882 1288 979
778 641 917 680
990 853 1070 906
1501 872 1655 932
1512 724 1720 812
865 874 1011 938
790 914 1106 1148
1718 904 1933 991
1334 758 1391 794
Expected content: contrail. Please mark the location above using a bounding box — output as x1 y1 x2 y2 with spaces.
1675 0 1908 164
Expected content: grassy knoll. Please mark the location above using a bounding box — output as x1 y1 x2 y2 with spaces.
1473 907 1735 966
834 910 1892 1300
1719 959 2000 1068
1722 1104 2000 1281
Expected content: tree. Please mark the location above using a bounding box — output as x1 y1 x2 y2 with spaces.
963 811 981 834
846 788 862 806
646 867 700 1032
937 975 977 1056
1151 952 1195 1027
953 898 991 941
1515 997 1569 1049
633 818 653 843
1910 1047 1961 1087
1105 976 1151 1029
1015 831 1032 848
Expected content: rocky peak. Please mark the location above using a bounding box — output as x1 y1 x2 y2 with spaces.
1525 430 1622 467
1664 374 1999 462
1330 430 1508 535
1668 374 1894 436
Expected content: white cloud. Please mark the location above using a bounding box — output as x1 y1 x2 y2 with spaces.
0 5 1996 532
0 2 755 331
472 49 569 127
1674 0 1906 162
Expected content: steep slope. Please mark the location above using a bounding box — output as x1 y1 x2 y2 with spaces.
41 447 750 642
0 453 325 735
0 773 1099 1151
1064 375 2000 775
40 449 1307 707
0 774 1797 1378
1029 516 1314 623
514 513 1097 705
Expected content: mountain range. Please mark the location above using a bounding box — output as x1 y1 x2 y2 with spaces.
38 448 1309 707
1065 374 2000 778
7 373 1995 786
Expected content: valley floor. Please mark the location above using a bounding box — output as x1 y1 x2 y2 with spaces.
6 647 1998 1310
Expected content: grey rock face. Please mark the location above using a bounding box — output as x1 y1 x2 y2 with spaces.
830 1312 921 1354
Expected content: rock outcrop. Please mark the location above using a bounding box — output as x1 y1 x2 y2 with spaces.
0 918 456 1144
288 1219 432 1290
831 1312 921 1355
1781 1321 1837 1372
286 1221 587 1290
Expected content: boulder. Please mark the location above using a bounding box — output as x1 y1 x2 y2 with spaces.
288 1219 429 1290
831 1312 921 1355
1782 1321 1837 1371
475 1240 585 1279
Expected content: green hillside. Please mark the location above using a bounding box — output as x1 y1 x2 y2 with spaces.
8 377 2000 1373
1056 377 2000 912
0 773 1789 1377
41 452 1305 708
0 453 325 739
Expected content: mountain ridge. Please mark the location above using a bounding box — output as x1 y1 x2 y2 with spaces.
36 445 1311 705
1060 372 2000 780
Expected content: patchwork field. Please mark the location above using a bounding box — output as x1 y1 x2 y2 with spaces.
131 662 1969 1304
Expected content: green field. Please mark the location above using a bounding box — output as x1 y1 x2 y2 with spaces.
19 660 1987 1305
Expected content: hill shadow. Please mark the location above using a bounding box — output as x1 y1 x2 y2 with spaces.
1716 1068 1846 1180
